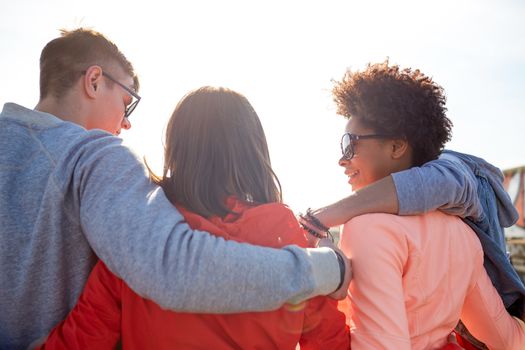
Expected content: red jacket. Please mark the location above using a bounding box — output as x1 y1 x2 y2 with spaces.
39 199 350 349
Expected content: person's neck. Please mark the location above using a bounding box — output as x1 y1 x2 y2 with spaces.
35 95 87 128
392 147 414 173
393 159 413 174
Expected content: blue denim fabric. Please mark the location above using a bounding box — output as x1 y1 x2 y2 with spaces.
444 150 525 316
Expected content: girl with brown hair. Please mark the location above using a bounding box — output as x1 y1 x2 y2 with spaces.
37 86 349 349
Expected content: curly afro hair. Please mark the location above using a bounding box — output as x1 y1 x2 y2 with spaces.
332 60 453 167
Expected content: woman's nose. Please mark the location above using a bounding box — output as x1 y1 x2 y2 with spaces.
339 156 349 167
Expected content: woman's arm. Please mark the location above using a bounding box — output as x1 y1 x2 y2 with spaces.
312 154 481 228
312 175 399 227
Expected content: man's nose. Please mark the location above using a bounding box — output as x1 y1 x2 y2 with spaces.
122 117 131 130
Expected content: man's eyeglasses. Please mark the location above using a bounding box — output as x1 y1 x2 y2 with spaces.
102 72 141 120
340 133 393 160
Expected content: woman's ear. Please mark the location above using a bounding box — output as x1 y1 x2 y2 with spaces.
390 138 409 159
83 65 103 99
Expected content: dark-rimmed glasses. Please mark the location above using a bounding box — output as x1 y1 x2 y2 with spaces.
340 133 392 160
81 70 141 119
102 72 141 120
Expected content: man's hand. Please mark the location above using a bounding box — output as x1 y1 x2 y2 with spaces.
318 238 352 300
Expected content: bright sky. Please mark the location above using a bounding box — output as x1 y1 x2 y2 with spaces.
1 0 524 211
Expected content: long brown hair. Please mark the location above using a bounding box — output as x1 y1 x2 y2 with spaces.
152 86 282 218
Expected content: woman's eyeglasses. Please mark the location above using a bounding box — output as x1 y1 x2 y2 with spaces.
340 133 393 160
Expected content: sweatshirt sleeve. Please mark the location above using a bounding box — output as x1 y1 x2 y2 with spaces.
62 134 341 313
391 154 482 220
38 262 122 349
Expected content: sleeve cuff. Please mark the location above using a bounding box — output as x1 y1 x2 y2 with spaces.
391 169 425 215
288 247 340 304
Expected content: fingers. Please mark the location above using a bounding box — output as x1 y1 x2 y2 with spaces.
442 332 464 350
447 332 458 344
317 238 335 249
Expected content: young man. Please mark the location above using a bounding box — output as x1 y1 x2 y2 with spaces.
0 28 350 349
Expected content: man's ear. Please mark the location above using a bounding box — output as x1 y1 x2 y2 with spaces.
83 65 103 99
390 138 409 159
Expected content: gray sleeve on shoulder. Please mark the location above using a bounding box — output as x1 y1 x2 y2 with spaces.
73 137 338 313
391 154 482 220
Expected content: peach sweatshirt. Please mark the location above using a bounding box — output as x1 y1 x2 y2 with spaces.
339 211 525 350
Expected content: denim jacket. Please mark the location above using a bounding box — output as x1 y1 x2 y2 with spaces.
443 150 524 315
393 150 524 314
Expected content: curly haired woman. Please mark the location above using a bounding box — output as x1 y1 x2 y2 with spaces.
331 61 525 349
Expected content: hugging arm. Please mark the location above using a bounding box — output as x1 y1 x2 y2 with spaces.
312 154 480 228
392 155 481 218
71 136 345 313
